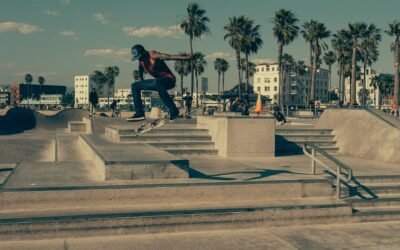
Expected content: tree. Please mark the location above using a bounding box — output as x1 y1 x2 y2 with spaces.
241 18 263 94
281 53 295 100
24 73 33 105
323 51 336 103
192 52 207 107
332 30 352 102
360 24 381 106
174 52 191 106
214 58 223 96
272 9 299 105
104 66 120 108
220 59 230 93
92 70 107 106
348 22 368 105
224 15 248 99
385 20 400 106
302 20 330 104
38 76 46 101
180 3 210 98
302 20 318 66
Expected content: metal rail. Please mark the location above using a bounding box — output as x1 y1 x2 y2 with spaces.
303 142 353 199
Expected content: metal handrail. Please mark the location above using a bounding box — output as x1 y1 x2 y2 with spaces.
303 142 353 199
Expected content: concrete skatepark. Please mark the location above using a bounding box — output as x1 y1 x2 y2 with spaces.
1 107 400 249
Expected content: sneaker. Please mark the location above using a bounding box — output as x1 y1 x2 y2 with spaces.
126 113 145 122
168 111 179 122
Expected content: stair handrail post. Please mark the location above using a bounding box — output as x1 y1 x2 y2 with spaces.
336 164 341 199
311 147 316 174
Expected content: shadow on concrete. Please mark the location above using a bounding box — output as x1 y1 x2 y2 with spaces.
275 135 303 157
189 167 301 181
0 108 89 135
0 108 36 135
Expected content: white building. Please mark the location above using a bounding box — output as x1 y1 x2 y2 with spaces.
344 67 382 106
253 63 329 105
74 75 94 105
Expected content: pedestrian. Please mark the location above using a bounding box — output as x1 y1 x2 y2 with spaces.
89 88 98 117
127 44 192 121
183 92 193 118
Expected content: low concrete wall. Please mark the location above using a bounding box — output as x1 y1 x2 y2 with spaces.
316 109 400 164
197 116 275 158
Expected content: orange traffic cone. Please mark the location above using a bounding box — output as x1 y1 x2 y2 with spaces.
254 92 263 116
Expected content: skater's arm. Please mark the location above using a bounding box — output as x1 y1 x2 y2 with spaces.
150 51 192 61
138 64 145 80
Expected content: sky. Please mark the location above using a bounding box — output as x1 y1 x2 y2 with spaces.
1 0 400 92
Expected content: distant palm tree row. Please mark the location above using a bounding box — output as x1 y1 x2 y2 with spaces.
91 66 120 108
177 3 400 106
23 73 46 104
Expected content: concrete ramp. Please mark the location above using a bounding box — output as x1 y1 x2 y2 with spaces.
316 109 400 164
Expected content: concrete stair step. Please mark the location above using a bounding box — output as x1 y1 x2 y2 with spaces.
276 128 333 135
164 148 218 155
345 195 400 208
277 134 335 141
119 128 209 136
353 206 400 222
119 134 212 142
351 175 400 184
0 198 351 240
1 179 335 210
148 141 215 149
343 183 400 197
79 134 189 180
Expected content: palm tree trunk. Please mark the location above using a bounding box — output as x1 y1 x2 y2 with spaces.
328 66 332 103
107 84 110 110
195 71 199 107
394 39 399 106
245 53 249 94
222 72 225 93
217 72 221 96
339 63 343 102
311 47 318 104
363 60 367 106
351 46 357 105
236 48 242 99
278 43 283 104
190 36 194 98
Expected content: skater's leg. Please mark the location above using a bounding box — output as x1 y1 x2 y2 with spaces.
154 77 179 117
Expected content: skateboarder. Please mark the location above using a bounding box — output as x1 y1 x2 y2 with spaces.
127 44 192 122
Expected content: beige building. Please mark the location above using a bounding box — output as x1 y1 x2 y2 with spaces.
253 63 329 105
74 75 93 105
344 67 381 106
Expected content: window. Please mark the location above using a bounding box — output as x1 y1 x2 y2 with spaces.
257 78 261 83
257 87 261 92
274 78 277 82
366 69 369 75
256 68 259 72
266 66 270 71
264 78 270 83
272 67 274 71
274 86 278 91
265 86 270 91
262 67 264 72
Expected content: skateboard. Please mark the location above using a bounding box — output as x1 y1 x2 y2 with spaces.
134 118 168 135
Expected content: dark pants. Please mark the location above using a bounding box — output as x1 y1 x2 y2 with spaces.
186 105 191 115
131 76 178 115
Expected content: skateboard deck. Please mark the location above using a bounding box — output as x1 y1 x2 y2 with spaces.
134 118 168 135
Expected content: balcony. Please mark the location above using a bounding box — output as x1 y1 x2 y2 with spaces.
290 90 298 95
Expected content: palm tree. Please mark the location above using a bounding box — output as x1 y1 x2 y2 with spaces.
360 24 381 106
370 75 381 107
174 52 191 106
180 2 210 98
38 76 45 96
281 53 295 101
214 58 223 96
323 51 336 102
348 22 368 105
302 20 318 66
24 73 33 105
385 20 400 106
332 30 352 102
192 52 207 107
272 9 299 105
224 15 248 99
220 59 229 93
104 66 120 108
302 20 330 104
92 70 107 104
241 18 263 94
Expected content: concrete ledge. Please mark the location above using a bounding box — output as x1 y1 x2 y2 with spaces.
79 134 189 180
197 116 275 158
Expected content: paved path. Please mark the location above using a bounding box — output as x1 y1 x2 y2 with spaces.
2 221 400 249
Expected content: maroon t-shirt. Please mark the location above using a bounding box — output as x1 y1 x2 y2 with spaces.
140 51 175 80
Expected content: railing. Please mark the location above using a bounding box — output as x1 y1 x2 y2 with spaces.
303 142 353 199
